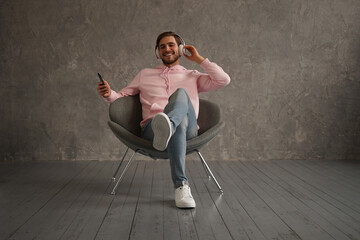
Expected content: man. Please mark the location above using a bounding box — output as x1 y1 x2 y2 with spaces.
97 32 230 208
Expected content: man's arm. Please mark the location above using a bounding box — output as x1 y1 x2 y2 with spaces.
97 71 141 103
183 45 230 92
183 45 205 64
197 59 231 92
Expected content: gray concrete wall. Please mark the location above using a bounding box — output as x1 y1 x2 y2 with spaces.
1 0 359 161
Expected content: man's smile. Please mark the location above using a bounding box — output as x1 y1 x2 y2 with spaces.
163 52 175 57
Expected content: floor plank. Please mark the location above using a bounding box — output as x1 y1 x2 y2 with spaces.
293 160 360 207
212 161 267 240
188 160 233 240
162 160 182 240
94 160 145 240
244 161 350 240
274 160 360 221
10 161 100 240
300 160 360 190
252 161 360 239
128 161 158 240
57 161 114 240
2 161 89 240
1 159 360 240
223 161 302 239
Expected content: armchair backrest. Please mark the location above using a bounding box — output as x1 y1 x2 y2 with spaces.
197 99 221 135
109 95 142 137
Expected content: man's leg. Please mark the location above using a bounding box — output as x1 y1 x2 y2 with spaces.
141 88 197 187
163 88 198 188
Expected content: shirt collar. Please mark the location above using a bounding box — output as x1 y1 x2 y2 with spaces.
156 63 187 71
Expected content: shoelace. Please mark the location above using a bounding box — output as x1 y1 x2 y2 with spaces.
180 185 192 198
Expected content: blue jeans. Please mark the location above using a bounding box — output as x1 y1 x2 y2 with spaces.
141 88 198 188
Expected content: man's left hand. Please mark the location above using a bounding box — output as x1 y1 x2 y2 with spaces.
183 45 205 65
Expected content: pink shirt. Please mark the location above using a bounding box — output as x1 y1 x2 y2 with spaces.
104 58 231 127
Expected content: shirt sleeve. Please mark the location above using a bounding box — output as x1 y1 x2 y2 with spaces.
196 58 231 92
103 71 141 103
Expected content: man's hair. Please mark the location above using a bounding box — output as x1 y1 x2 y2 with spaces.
155 32 182 49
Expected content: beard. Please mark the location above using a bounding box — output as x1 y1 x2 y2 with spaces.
161 53 180 66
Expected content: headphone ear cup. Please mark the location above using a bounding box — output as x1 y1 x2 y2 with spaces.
155 48 160 59
178 44 184 56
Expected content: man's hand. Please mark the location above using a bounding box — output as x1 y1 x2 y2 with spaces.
97 80 111 98
183 45 205 65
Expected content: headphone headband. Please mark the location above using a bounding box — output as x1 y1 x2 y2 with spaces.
173 34 186 47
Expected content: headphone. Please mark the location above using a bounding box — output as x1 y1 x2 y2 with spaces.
155 34 186 59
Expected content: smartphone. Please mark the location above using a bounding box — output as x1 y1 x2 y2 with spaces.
97 73 104 85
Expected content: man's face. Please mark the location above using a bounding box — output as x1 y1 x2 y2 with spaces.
158 36 180 67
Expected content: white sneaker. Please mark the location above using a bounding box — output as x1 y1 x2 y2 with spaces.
175 183 196 208
151 112 173 151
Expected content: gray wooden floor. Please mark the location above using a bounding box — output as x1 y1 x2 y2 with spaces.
1 158 360 240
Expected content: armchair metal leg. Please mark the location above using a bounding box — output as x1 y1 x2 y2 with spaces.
195 150 223 193
200 158 211 180
111 150 137 195
112 147 130 182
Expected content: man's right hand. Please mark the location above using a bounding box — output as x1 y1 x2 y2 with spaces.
97 80 111 98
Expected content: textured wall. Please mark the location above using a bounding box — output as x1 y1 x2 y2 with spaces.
1 0 359 161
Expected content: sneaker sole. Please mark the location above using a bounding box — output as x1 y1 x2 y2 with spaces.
176 201 196 209
151 113 172 151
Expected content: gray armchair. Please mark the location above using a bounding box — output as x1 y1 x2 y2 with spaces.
108 95 224 195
